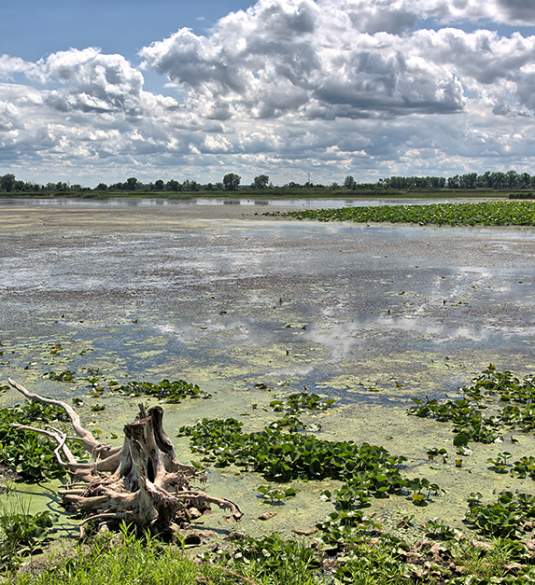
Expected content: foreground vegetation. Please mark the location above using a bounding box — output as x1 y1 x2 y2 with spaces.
6 514 534 584
284 200 535 226
1 367 534 584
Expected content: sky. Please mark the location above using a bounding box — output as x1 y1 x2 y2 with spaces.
2 0 535 186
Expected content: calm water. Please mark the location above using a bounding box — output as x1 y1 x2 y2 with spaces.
1 204 535 405
0 196 493 210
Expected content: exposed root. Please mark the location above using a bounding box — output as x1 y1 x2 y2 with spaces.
8 380 242 538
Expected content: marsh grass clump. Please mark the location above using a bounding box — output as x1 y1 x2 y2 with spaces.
286 201 535 227
464 491 535 539
11 529 324 585
110 378 207 403
0 402 83 481
227 533 321 584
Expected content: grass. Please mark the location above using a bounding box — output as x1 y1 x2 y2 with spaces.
285 200 535 226
12 529 321 585
8 518 535 585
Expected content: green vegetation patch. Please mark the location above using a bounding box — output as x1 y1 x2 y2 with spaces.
0 403 84 482
256 484 297 505
409 365 535 447
0 508 56 571
285 201 535 226
488 453 535 480
43 370 75 383
270 392 336 414
109 378 208 403
179 418 436 507
464 491 535 540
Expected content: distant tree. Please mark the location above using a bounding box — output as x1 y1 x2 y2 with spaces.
343 176 357 190
96 183 108 191
154 179 164 191
223 173 241 191
0 174 15 193
125 177 138 190
166 179 180 191
0 174 15 192
253 175 269 189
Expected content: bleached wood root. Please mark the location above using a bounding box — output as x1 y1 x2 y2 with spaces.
8 380 242 537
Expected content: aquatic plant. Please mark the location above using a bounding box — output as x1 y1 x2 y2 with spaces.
43 370 75 383
464 491 535 539
284 201 535 227
256 484 297 505
0 401 83 481
227 533 321 584
424 518 456 541
0 505 56 570
487 452 512 474
179 416 440 522
511 455 535 480
110 378 207 403
269 392 335 414
409 365 535 447
409 397 499 446
426 447 448 463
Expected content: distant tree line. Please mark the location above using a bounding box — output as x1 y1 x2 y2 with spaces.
1 170 535 194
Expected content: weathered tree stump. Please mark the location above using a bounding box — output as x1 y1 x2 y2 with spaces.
8 378 242 538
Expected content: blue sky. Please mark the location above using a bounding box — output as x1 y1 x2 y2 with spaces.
0 1 252 61
2 0 535 186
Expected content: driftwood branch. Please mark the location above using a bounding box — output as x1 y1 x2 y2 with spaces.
8 379 242 537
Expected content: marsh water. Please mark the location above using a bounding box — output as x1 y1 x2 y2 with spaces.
0 195 493 210
0 200 534 535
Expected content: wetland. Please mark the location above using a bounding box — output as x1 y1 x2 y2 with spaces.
0 199 534 583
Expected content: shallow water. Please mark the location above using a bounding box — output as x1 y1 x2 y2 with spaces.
0 202 534 536
0 195 493 210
